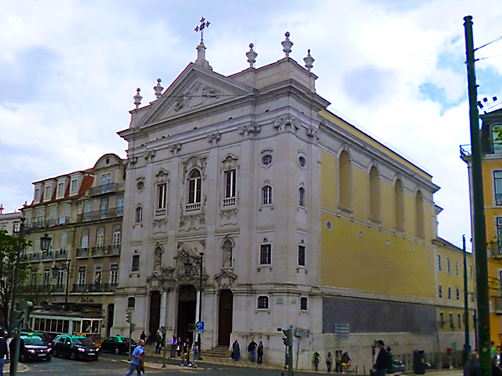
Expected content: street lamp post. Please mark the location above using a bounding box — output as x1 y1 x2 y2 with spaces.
52 260 71 304
184 252 204 359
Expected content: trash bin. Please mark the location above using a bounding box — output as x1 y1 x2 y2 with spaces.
413 350 426 374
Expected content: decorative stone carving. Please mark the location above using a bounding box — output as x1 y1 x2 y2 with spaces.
221 237 234 268
169 143 182 154
272 115 298 132
173 82 221 114
221 154 239 171
179 200 206 231
143 150 156 161
174 241 207 286
214 269 237 289
181 155 207 183
154 246 163 273
238 124 261 137
155 169 170 183
306 126 319 140
220 208 238 219
207 132 221 144
152 217 168 233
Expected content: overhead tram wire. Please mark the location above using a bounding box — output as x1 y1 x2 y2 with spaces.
474 34 502 51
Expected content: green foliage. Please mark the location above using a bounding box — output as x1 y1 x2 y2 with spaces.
0 230 31 328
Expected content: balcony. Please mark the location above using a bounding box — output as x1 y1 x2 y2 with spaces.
27 253 41 262
72 283 118 293
155 208 167 217
76 248 89 258
25 216 72 231
54 248 68 259
185 202 201 212
88 182 124 196
223 197 236 207
77 207 123 223
42 251 54 261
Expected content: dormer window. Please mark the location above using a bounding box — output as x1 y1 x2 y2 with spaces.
70 179 78 194
44 185 52 201
57 182 65 197
34 188 41 201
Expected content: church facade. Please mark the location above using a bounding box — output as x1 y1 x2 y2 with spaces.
112 33 468 369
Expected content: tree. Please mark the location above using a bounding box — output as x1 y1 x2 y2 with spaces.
0 230 31 329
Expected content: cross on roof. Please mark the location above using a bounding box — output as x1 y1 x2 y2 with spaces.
194 17 210 44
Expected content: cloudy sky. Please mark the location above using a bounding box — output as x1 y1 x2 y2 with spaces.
1 0 501 247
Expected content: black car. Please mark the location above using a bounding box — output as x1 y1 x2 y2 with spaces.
53 335 100 361
100 336 137 355
18 334 52 362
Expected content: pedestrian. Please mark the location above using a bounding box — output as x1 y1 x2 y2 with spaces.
170 334 177 358
155 331 162 354
140 331 146 342
312 351 321 371
342 351 351 372
232 339 240 362
193 342 199 368
257 341 264 364
181 338 191 366
147 332 154 345
125 339 145 376
492 356 502 376
326 351 333 372
336 350 342 373
0 329 7 376
248 338 257 362
374 340 388 376
464 351 480 376
9 335 25 376
176 336 182 357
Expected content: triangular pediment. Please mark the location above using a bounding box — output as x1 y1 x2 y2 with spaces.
138 63 254 127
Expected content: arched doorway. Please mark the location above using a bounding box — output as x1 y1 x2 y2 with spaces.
149 291 161 335
177 285 196 342
218 289 233 346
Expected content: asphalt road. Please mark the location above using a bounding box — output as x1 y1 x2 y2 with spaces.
18 353 296 375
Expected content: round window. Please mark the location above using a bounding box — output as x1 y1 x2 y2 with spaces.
298 156 306 168
136 181 145 191
262 155 273 166
326 221 332 230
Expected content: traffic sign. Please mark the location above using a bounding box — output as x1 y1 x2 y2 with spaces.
294 327 310 338
334 323 350 340
196 321 204 331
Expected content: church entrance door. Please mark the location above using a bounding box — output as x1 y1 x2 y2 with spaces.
218 289 233 346
177 285 196 342
149 291 161 335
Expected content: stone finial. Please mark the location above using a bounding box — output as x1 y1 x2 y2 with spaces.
303 49 315 72
153 78 164 99
281 31 293 57
0 204 3 214
246 43 258 68
133 88 143 109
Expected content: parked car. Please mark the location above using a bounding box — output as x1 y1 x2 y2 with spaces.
52 335 100 361
100 336 137 355
19 333 52 362
393 360 405 373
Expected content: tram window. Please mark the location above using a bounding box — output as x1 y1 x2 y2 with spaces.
63 320 69 334
51 320 57 332
40 319 45 331
74 321 81 333
83 320 91 333
92 321 99 333
34 318 40 331
57 320 63 333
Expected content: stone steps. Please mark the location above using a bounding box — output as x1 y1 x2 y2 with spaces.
202 345 231 358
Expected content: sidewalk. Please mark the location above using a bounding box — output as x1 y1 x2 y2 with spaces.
140 345 465 375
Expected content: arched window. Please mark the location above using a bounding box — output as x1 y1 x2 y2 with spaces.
300 297 308 311
188 169 202 204
127 297 136 308
394 179 405 230
369 166 380 220
298 187 306 207
262 185 272 205
112 226 121 246
338 150 352 209
96 227 105 250
81 230 89 249
257 296 269 309
222 240 233 268
415 190 424 238
60 232 68 250
135 206 143 223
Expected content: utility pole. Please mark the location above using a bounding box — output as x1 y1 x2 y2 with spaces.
464 15 491 376
463 234 470 364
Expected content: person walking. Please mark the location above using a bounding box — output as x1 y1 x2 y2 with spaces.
155 331 162 354
193 342 199 368
248 339 257 362
0 329 7 376
374 340 388 376
181 338 191 366
326 351 333 372
176 336 182 357
464 351 481 376
232 339 240 362
257 341 264 364
170 334 177 358
140 331 146 342
312 351 321 371
125 339 145 376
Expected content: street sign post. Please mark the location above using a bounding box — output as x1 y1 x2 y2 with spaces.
335 323 350 340
294 327 310 338
196 321 204 332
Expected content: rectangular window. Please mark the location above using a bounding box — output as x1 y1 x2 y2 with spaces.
300 297 308 311
440 312 444 328
298 245 306 267
437 255 441 271
44 269 50 286
100 197 108 219
101 173 112 193
257 296 269 309
456 261 458 276
157 184 167 209
260 244 272 265
70 179 78 194
56 270 64 289
78 267 86 286
117 195 124 216
447 258 450 274
94 266 102 284
34 188 40 201
110 264 118 286
456 288 460 300
96 229 104 249
225 170 236 198
495 171 502 205
449 313 454 329
132 255 140 272
45 185 51 200
84 201 92 221
497 218 502 255
57 182 65 196
458 313 462 329
439 285 442 298
448 287 451 299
